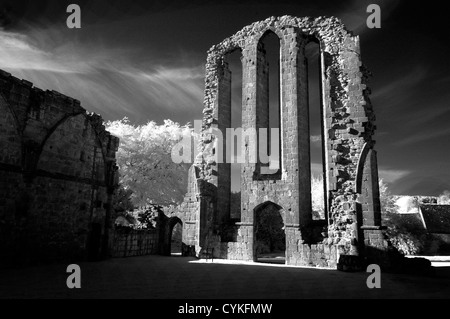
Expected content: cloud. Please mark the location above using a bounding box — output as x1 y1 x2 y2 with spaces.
400 102 450 127
0 24 126 76
0 29 67 72
0 25 205 123
310 135 322 143
308 165 410 185
371 64 449 147
126 66 205 111
371 65 428 103
393 126 450 146
391 174 450 196
378 168 410 184
311 163 324 177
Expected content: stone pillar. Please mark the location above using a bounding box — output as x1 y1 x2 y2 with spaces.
360 148 385 250
280 28 312 228
361 149 381 227
240 43 258 224
296 33 312 228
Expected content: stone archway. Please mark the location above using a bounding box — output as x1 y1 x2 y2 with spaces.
253 201 285 264
170 218 183 256
161 216 183 256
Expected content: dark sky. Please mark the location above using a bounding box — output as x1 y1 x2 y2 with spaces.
1 0 449 196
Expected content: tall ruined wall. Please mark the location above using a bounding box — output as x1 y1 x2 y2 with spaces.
0 69 119 266
175 165 202 255
180 16 387 267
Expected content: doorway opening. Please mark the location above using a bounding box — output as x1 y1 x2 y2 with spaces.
254 202 285 264
170 220 183 256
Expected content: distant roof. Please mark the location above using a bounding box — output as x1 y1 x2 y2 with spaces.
392 213 426 231
419 205 450 234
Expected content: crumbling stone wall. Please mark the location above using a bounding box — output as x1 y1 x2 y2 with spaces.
174 165 202 256
112 229 159 257
179 16 389 268
0 69 119 266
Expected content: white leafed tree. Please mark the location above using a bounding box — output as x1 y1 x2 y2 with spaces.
438 190 450 205
106 118 192 207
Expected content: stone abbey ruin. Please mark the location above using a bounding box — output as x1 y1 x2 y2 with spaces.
0 15 407 270
176 15 389 268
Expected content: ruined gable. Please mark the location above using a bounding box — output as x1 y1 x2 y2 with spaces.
177 16 389 268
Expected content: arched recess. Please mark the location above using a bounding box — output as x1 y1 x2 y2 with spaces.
36 113 107 181
36 113 108 229
255 29 282 178
26 113 110 260
168 216 183 256
253 27 285 45
215 48 244 225
161 216 183 256
305 35 328 221
355 143 382 242
253 201 286 264
223 47 243 221
0 93 22 166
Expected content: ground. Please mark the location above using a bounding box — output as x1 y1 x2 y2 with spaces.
0 255 449 299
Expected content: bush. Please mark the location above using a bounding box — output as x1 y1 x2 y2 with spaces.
380 179 424 255
114 204 163 230
438 190 450 205
385 228 424 255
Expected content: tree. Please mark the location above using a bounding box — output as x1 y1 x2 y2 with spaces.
112 184 135 217
438 190 450 205
135 204 163 229
396 196 420 214
379 179 424 255
106 118 192 207
379 178 398 216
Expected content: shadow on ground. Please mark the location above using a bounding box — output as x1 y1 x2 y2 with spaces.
0 255 449 299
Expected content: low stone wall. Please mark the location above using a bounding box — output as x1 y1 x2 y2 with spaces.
218 242 252 261
289 244 338 268
207 222 338 267
211 240 338 268
112 229 158 258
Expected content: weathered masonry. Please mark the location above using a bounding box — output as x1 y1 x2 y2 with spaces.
177 16 389 268
0 70 119 266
